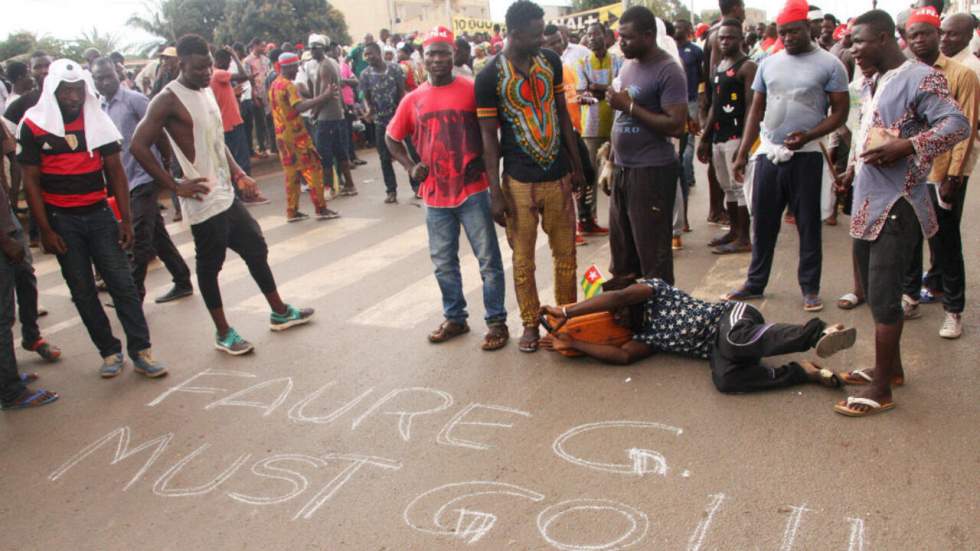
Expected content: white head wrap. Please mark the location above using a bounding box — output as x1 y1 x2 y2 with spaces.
21 58 122 155
308 34 329 48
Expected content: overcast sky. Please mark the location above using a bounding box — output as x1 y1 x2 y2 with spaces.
3 0 919 52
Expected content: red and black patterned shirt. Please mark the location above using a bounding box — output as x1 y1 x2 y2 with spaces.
17 113 121 209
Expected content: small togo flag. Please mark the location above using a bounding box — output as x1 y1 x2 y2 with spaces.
581 264 605 299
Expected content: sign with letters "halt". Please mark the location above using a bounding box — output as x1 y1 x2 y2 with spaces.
549 3 625 31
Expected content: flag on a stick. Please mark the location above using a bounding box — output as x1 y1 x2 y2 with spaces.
581 264 605 299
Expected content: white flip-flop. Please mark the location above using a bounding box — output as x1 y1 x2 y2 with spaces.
834 396 896 417
816 325 857 358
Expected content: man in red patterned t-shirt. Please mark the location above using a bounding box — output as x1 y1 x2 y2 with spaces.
386 27 509 351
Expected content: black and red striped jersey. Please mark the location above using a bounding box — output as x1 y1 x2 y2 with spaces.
17 113 121 209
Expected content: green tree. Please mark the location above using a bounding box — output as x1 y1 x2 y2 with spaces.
624 0 692 21
571 0 618 11
63 27 122 60
0 31 71 62
215 0 350 46
127 0 227 43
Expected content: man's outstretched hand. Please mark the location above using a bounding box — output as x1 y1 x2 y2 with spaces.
176 177 212 201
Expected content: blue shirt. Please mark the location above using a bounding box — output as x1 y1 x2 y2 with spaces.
103 87 158 191
751 47 849 145
633 279 731 360
851 61 969 241
677 42 704 102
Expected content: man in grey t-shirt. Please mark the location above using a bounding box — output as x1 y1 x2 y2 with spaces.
728 10 849 312
306 35 357 196
606 6 689 285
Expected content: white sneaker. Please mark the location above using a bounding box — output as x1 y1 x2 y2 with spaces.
939 312 962 339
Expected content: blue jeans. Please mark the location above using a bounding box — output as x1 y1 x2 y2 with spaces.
425 191 506 326
240 99 255 157
48 204 151 358
224 123 252 199
681 101 697 187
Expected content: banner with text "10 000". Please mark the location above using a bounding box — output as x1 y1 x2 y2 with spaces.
451 16 506 36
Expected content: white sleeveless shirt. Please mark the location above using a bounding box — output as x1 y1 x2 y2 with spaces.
163 79 235 225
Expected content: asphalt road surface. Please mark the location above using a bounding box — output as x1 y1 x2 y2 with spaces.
1 151 977 550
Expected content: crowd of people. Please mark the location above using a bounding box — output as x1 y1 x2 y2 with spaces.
0 0 975 419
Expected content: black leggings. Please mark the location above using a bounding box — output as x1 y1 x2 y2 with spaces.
709 303 825 393
190 200 276 310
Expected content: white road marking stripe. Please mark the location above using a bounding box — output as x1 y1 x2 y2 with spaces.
351 237 547 329
689 254 749 301
39 215 289 298
145 217 377 298
235 223 431 312
32 215 286 278
21 217 369 345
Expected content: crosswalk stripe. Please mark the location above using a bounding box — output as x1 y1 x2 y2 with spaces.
689 253 748 301
234 223 431 312
145 217 378 298
39 215 289 298
20 217 378 346
350 237 548 329
34 215 286 278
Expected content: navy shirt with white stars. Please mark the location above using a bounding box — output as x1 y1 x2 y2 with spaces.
633 279 732 359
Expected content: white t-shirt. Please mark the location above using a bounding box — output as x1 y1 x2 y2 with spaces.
561 43 592 71
230 62 252 101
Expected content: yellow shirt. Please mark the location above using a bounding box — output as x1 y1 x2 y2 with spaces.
577 52 623 139
928 55 979 180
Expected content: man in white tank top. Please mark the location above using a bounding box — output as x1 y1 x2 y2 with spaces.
131 34 315 356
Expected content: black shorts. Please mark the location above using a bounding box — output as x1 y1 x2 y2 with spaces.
853 199 921 325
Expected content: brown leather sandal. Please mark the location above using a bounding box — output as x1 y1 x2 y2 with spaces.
481 324 510 351
428 320 470 343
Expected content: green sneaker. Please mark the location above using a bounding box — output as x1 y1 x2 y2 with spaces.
100 353 125 378
215 328 255 356
270 305 315 332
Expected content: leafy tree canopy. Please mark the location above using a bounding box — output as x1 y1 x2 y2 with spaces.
216 0 350 47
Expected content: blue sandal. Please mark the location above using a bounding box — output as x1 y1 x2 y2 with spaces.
2 388 59 410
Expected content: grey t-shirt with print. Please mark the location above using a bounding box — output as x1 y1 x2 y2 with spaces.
611 53 688 168
751 47 849 145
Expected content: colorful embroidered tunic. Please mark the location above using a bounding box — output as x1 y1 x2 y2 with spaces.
851 61 969 241
475 49 569 182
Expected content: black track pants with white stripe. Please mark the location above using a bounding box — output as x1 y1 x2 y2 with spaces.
708 303 826 394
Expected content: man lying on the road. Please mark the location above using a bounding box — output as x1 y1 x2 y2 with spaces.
540 278 856 393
